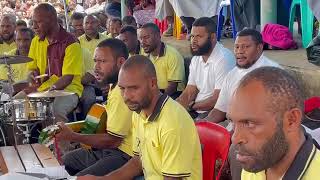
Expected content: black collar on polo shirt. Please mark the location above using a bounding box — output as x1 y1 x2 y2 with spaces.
85 33 100 41
147 93 169 122
148 42 166 58
282 133 317 180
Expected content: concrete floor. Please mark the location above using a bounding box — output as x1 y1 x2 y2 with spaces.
162 36 320 98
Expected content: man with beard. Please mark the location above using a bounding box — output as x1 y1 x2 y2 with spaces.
27 3 83 120
118 26 141 57
78 55 202 180
70 12 85 38
0 14 16 55
56 39 133 176
228 66 320 179
139 23 185 99
79 14 108 116
203 29 280 124
176 17 235 119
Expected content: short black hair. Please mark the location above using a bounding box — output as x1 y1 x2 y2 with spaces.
192 17 217 34
238 67 304 117
141 23 160 34
97 38 129 59
122 16 136 26
237 28 263 44
120 25 137 36
16 19 27 27
34 3 57 20
71 12 85 21
110 17 122 26
16 27 34 39
122 55 157 78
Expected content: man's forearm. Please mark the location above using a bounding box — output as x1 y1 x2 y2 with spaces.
165 82 178 96
71 133 122 149
193 90 220 111
54 75 74 90
203 108 226 123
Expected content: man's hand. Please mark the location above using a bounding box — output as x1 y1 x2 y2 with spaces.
55 122 76 141
28 70 40 84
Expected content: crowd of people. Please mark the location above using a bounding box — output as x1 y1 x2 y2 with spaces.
0 0 320 180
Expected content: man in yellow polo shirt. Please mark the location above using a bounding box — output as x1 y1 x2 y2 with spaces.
140 23 185 99
0 14 16 55
228 67 320 180
79 14 108 117
56 39 133 176
119 25 142 57
0 28 34 82
27 3 83 120
78 55 202 180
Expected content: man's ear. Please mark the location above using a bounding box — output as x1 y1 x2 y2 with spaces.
283 108 303 132
117 57 126 67
210 33 216 42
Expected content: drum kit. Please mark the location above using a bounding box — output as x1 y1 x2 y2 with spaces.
0 55 75 146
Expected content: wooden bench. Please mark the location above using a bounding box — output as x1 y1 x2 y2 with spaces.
0 144 60 174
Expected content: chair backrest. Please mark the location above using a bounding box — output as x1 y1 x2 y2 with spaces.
196 121 231 180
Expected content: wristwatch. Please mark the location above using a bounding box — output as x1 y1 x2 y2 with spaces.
49 85 57 91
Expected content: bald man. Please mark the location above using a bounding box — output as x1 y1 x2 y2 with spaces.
27 3 83 121
0 14 16 54
228 67 320 179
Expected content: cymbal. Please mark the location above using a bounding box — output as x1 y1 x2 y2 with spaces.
27 90 75 98
0 55 33 64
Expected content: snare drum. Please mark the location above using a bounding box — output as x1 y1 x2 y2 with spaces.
28 99 52 121
13 99 29 122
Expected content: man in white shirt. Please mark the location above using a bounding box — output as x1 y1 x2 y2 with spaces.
176 17 235 119
203 28 280 123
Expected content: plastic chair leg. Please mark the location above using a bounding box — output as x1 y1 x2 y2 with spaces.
289 3 297 33
301 1 314 47
230 0 237 39
217 7 225 41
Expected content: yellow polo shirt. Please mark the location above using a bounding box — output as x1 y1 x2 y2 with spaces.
27 36 83 96
82 48 94 75
132 94 202 179
0 41 16 55
78 33 108 58
0 49 28 82
143 43 185 91
241 135 320 180
105 85 133 156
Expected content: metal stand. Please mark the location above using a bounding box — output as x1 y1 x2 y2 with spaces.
4 58 18 147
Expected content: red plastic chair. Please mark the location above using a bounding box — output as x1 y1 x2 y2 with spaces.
196 121 231 180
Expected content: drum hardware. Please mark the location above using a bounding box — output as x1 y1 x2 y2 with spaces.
0 56 75 147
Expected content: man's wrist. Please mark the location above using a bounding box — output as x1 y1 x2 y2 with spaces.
188 101 196 111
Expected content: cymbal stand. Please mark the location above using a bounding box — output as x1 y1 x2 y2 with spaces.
5 58 18 147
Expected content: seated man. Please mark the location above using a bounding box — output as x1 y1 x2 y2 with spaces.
0 28 34 83
56 39 133 176
70 12 85 38
228 67 320 179
177 17 235 119
118 26 141 57
122 15 137 27
105 18 122 38
27 3 83 120
139 23 185 99
204 29 280 124
0 14 16 55
79 14 108 117
78 55 202 180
